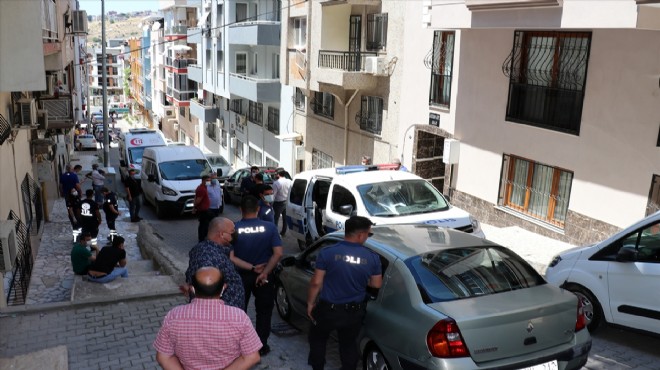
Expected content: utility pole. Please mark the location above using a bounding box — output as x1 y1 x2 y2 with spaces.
101 0 109 166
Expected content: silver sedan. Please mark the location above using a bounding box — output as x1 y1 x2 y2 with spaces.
274 224 592 370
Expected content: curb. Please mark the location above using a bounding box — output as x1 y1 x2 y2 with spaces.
136 221 187 284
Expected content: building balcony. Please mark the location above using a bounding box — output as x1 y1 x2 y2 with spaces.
322 0 381 5
188 64 203 83
156 78 166 92
187 26 202 44
165 57 195 70
228 73 280 103
37 96 74 129
190 99 219 122
465 0 560 10
315 50 380 89
228 21 280 46
165 25 188 37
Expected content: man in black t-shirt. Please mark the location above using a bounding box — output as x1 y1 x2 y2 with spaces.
78 189 102 238
124 168 143 222
65 188 82 229
87 235 128 283
102 187 120 231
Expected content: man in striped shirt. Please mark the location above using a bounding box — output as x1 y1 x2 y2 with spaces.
154 267 261 369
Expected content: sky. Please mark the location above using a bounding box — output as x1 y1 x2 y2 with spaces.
80 0 162 16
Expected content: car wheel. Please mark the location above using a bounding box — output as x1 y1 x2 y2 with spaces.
363 346 390 370
275 283 291 321
566 284 603 332
155 200 166 219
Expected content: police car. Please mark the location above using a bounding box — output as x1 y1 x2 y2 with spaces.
286 165 484 250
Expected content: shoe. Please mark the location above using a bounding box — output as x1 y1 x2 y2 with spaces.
259 345 271 356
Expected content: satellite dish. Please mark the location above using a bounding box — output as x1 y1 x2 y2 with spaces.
152 22 161 31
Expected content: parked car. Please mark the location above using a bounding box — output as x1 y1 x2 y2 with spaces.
546 211 660 335
205 153 233 178
222 166 278 204
275 224 591 370
75 134 97 151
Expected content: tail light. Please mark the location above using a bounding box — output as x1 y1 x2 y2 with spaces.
575 298 587 332
427 318 469 358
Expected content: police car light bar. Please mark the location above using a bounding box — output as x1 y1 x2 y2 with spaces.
335 164 398 175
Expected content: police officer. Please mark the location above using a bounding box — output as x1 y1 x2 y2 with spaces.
78 189 102 239
102 187 120 235
306 216 383 370
230 195 283 357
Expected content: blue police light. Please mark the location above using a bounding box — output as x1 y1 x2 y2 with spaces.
335 165 368 174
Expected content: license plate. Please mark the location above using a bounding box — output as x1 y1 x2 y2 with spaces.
520 360 558 370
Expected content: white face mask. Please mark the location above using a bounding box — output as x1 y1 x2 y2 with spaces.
263 195 274 203
85 240 93 246
211 179 218 185
71 191 78 197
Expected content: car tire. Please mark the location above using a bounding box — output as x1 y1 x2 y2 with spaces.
566 284 603 332
155 200 166 219
275 283 291 322
363 346 391 370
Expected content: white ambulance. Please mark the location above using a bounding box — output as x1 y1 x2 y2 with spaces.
286 165 485 250
118 128 167 180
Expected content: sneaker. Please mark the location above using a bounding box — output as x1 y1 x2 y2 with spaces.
259 345 271 356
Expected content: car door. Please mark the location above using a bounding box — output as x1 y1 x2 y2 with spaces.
287 177 309 242
305 177 332 240
224 170 244 201
324 184 358 234
141 160 155 204
607 219 660 333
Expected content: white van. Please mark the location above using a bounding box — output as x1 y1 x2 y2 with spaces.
141 146 213 218
286 165 485 249
118 128 167 180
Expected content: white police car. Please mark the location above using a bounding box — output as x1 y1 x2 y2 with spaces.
286 165 484 250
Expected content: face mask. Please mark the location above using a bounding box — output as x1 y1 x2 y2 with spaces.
206 181 211 186
263 195 274 203
252 171 258 177
230 231 239 244
86 240 93 246
211 179 218 185
71 191 78 197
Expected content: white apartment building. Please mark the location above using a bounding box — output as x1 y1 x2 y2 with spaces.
187 0 295 171
88 44 125 112
280 0 431 174
414 0 660 245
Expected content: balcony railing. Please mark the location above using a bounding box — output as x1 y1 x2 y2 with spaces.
38 96 73 123
228 73 279 83
166 57 196 69
318 50 378 72
165 25 188 36
41 0 58 42
173 91 195 101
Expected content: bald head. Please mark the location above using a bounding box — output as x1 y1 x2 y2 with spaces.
192 267 225 298
207 217 234 245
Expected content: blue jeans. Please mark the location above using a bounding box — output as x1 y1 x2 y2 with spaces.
93 185 104 204
87 267 128 283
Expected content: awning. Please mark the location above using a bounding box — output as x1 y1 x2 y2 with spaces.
197 9 211 27
275 132 302 141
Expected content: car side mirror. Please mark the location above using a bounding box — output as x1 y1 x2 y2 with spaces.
148 174 156 183
339 204 353 216
120 160 126 167
216 168 223 177
280 256 296 267
616 246 637 262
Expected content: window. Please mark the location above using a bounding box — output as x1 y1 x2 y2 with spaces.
267 107 279 135
290 179 307 205
236 52 247 75
312 92 334 119
294 88 306 111
249 147 262 165
206 121 217 141
179 107 186 118
293 17 307 48
217 50 224 72
505 31 591 135
366 13 388 51
499 154 573 227
272 53 280 79
331 185 357 214
248 101 263 125
429 31 455 107
647 175 660 216
235 139 244 159
312 148 333 169
265 157 279 168
252 53 258 74
221 129 228 148
205 50 212 70
358 96 384 134
236 3 248 22
230 98 243 114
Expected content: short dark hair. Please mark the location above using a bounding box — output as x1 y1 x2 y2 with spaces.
240 195 260 213
111 235 125 248
201 175 210 181
255 173 264 181
259 185 273 194
277 169 287 178
192 268 225 298
101 187 109 193
250 166 259 172
345 216 374 236
128 168 137 173
74 165 83 171
85 189 94 197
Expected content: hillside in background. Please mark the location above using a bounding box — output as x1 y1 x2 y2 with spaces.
87 16 145 46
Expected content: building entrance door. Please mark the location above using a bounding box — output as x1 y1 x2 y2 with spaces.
415 130 446 193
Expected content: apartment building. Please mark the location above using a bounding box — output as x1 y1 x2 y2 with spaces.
88 42 124 112
152 0 199 144
187 0 294 171
416 0 660 245
281 0 432 174
143 15 166 130
0 0 88 306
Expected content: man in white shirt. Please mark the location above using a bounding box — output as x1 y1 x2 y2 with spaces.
271 169 293 236
86 163 106 205
207 173 224 217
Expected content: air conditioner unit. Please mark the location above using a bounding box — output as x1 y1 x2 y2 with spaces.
71 10 89 34
37 109 49 130
0 221 17 272
365 56 387 76
294 145 305 160
173 123 180 130
165 108 174 117
17 98 37 126
238 114 246 126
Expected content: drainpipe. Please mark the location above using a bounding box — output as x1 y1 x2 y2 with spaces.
343 89 360 165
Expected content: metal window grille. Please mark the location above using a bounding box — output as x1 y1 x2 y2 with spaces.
312 148 333 170
0 113 11 145
312 92 334 119
5 210 34 306
426 31 454 107
230 99 243 114
356 96 383 134
503 31 591 135
366 13 388 51
294 88 306 111
235 139 244 160
248 101 263 126
267 107 280 135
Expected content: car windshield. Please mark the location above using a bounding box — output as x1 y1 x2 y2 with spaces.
357 180 450 217
128 146 161 165
159 159 212 180
405 246 545 303
207 155 229 166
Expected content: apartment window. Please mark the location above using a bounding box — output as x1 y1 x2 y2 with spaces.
358 96 384 135
293 18 307 48
366 14 388 51
505 31 591 135
248 101 263 125
267 107 280 135
217 51 224 72
205 50 212 70
249 147 263 165
252 53 258 74
312 92 334 119
294 88 305 111
235 139 244 160
266 157 279 168
252 3 258 21
499 154 573 227
179 107 186 118
217 5 223 25
236 3 248 22
235 53 247 75
230 98 243 114
429 31 455 107
221 129 228 148
312 148 333 170
272 53 280 79
206 121 217 141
